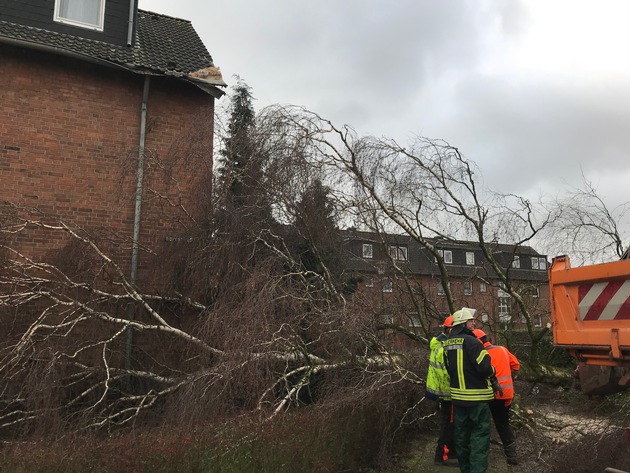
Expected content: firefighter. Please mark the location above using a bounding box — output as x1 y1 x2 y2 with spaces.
444 308 501 473
473 328 520 465
425 315 458 467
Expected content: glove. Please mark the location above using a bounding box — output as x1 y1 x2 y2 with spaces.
490 376 503 396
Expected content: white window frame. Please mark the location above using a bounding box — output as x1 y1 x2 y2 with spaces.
382 277 393 293
466 251 475 265
532 286 540 298
437 282 445 296
464 281 472 295
481 312 489 323
365 276 374 288
532 256 546 270
479 282 487 293
512 255 520 269
54 0 106 31
362 243 373 259
534 315 543 328
499 297 510 315
389 245 408 261
434 249 453 264
407 313 422 328
380 313 394 324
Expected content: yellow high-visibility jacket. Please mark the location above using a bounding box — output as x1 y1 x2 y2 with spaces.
425 332 451 401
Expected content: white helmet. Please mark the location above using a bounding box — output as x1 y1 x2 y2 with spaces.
451 307 477 325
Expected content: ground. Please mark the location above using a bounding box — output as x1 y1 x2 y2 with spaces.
382 380 630 473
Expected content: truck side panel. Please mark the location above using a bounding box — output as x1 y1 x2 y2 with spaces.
549 255 630 367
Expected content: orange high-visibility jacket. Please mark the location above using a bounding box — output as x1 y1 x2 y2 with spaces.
482 341 520 401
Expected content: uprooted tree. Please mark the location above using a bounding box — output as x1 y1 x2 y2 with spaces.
254 105 557 365
0 98 566 440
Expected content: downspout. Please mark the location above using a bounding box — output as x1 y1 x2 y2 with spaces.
127 0 136 46
125 74 150 371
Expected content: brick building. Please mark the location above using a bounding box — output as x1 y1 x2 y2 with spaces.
0 0 225 288
343 229 550 341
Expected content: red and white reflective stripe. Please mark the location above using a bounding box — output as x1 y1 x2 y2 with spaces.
578 280 630 321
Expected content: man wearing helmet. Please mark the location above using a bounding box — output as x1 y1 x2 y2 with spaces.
425 315 458 466
443 308 499 473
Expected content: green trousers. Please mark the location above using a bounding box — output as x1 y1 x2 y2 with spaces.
453 402 491 473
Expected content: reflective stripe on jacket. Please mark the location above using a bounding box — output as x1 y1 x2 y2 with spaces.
425 333 451 400
483 342 520 401
444 325 495 406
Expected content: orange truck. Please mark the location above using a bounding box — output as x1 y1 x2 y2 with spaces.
549 255 630 395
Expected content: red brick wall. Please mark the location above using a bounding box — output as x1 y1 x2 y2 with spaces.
0 45 215 288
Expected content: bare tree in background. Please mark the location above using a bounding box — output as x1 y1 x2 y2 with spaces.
545 176 629 265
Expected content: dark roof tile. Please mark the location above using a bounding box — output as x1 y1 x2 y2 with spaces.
0 9 225 87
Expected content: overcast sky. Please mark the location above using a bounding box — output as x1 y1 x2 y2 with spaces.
139 0 630 208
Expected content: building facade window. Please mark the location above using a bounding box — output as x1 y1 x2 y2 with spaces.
435 249 453 264
479 282 487 293
437 282 445 295
365 276 374 287
511 255 520 269
481 312 489 323
54 0 106 31
362 243 373 259
379 313 394 324
499 297 510 315
408 313 422 327
531 256 547 270
389 245 408 261
534 315 542 328
466 251 475 265
464 281 472 295
382 277 393 293
498 286 510 315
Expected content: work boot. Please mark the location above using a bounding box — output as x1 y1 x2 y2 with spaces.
444 457 459 467
505 443 519 465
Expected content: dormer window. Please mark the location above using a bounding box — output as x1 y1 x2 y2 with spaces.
54 0 106 31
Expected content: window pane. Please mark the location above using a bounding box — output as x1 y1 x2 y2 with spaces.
362 244 373 258
444 250 452 264
464 281 472 295
389 246 408 261
466 251 475 265
399 246 408 261
382 277 392 293
539 258 547 270
512 255 520 269
57 0 103 28
408 314 422 327
479 282 487 293
531 257 539 270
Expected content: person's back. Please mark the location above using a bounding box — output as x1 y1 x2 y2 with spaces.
444 308 496 473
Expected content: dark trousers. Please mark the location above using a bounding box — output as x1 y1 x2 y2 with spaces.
434 400 457 461
489 399 516 456
454 402 491 473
